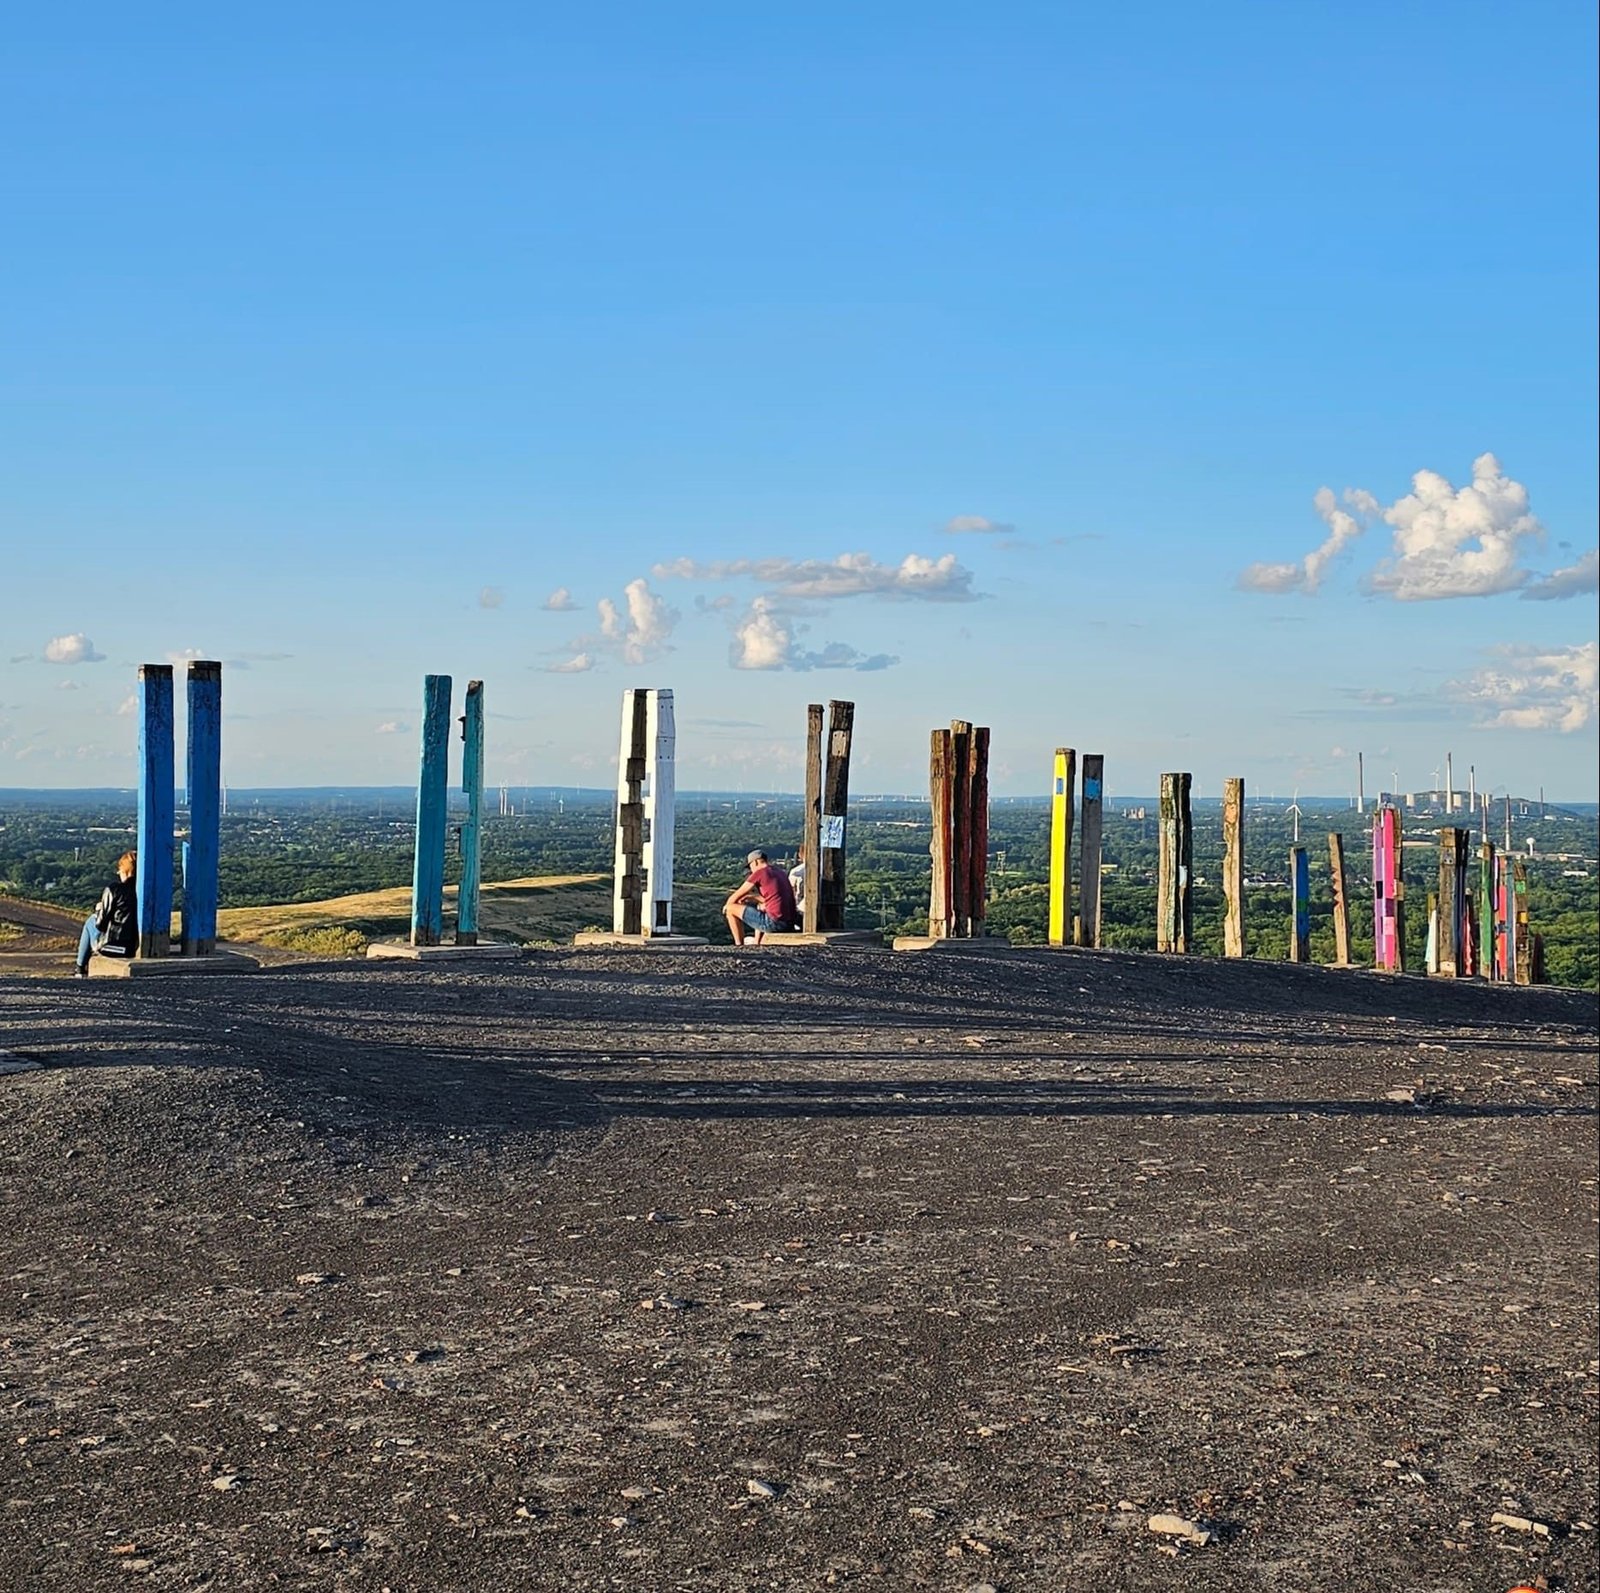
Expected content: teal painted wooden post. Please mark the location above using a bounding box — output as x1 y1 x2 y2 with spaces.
182 660 222 955
456 679 484 944
411 674 452 947
1289 845 1310 962
136 664 175 957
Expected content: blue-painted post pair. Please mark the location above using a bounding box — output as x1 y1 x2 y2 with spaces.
183 661 222 954
136 665 176 957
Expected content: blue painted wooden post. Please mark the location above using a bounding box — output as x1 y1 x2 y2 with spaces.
411 675 452 946
183 660 222 955
136 664 175 957
1289 844 1310 962
456 679 484 944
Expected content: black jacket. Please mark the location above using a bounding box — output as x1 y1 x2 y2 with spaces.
94 879 139 956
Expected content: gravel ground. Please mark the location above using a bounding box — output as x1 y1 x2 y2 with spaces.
1 944 1596 1593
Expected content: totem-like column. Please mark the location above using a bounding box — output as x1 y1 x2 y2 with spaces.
1435 828 1469 977
612 689 675 935
456 680 484 946
1478 839 1497 980
927 718 990 939
1221 777 1245 957
182 661 222 955
411 674 453 947
1372 804 1404 972
1156 772 1193 953
1288 845 1310 962
1076 754 1104 946
136 664 175 958
1048 747 1076 947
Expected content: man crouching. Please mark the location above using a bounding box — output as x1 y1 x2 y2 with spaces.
723 849 798 946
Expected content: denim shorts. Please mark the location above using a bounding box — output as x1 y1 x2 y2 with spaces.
740 905 785 932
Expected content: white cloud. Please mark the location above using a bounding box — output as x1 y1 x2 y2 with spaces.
166 648 206 666
1368 453 1543 600
546 653 595 674
1450 641 1597 733
43 633 105 664
115 694 137 716
375 720 409 735
596 578 678 665
479 586 505 609
729 596 899 673
943 515 1014 536
1238 487 1375 595
1521 547 1599 602
653 551 978 603
57 679 84 691
543 587 579 612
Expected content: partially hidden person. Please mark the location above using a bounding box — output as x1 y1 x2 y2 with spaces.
723 848 798 946
75 850 139 976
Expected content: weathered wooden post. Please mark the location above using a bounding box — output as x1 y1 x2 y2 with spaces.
180 661 222 956
456 680 484 946
1076 754 1104 946
411 674 453 947
643 690 676 935
950 721 972 936
819 700 854 931
1435 828 1469 977
136 664 175 958
928 728 955 938
1221 776 1245 957
1511 857 1531 985
1048 748 1076 947
802 704 823 934
1327 830 1351 966
611 688 676 936
1372 804 1404 973
968 726 990 938
1288 845 1310 962
1156 772 1193 953
1478 839 1497 980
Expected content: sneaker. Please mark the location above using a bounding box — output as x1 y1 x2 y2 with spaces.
73 965 89 979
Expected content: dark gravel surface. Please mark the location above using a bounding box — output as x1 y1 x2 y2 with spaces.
1 945 1596 1592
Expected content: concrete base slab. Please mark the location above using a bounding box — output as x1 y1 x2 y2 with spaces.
891 935 1016 954
88 949 261 978
366 941 523 961
750 930 883 948
572 932 710 949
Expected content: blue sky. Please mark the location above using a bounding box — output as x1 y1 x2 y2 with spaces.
3 1 1596 798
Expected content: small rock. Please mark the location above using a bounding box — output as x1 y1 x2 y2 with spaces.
211 1474 244 1491
620 1485 653 1500
747 1478 782 1499
1148 1513 1212 1546
295 1272 340 1287
118 1561 155 1575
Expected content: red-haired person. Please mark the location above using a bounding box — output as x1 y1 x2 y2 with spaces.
75 851 139 976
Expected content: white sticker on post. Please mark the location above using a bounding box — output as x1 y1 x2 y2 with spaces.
820 814 845 849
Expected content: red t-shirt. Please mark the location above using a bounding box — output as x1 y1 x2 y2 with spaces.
747 864 797 925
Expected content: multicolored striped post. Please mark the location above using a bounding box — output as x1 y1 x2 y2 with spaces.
1288 845 1310 962
1478 839 1497 979
410 674 453 947
1511 857 1531 984
456 679 484 945
1372 805 1404 973
1435 828 1469 977
136 664 175 958
181 661 222 956
1048 747 1076 946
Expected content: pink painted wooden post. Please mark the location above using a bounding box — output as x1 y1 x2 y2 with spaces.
1372 805 1404 973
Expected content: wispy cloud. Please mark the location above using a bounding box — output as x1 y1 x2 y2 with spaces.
729 596 899 673
1449 641 1597 733
545 652 595 674
375 720 410 735
1238 487 1377 594
43 633 105 664
1521 547 1599 602
543 587 579 612
943 514 1014 536
654 551 978 604
479 585 505 609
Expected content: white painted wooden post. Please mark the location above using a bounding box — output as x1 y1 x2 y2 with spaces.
643 689 676 935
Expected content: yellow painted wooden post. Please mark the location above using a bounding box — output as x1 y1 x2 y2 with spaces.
1048 748 1075 946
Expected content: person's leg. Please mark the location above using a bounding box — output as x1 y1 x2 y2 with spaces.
724 904 747 946
76 915 98 973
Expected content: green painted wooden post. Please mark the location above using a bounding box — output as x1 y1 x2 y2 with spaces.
136 664 175 957
1478 840 1496 980
1076 755 1104 946
456 679 484 945
182 661 222 955
411 674 452 947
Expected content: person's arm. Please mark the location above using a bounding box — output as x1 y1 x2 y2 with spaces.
93 886 115 931
723 874 758 910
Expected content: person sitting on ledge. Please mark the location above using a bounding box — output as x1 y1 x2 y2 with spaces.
75 850 139 977
723 848 798 946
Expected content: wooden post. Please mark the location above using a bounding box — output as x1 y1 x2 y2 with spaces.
136 664 175 958
456 679 484 945
642 689 676 934
1425 893 1439 974
181 661 221 956
928 729 954 937
613 690 647 934
1372 805 1404 973
1221 776 1245 958
1077 754 1104 946
410 674 452 947
802 704 823 934
968 726 990 936
1048 748 1076 947
1156 772 1192 953
1435 828 1468 977
1511 857 1531 984
950 721 972 936
819 699 854 931
1288 845 1310 962
1495 852 1512 980
1478 840 1497 980
1327 830 1351 966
